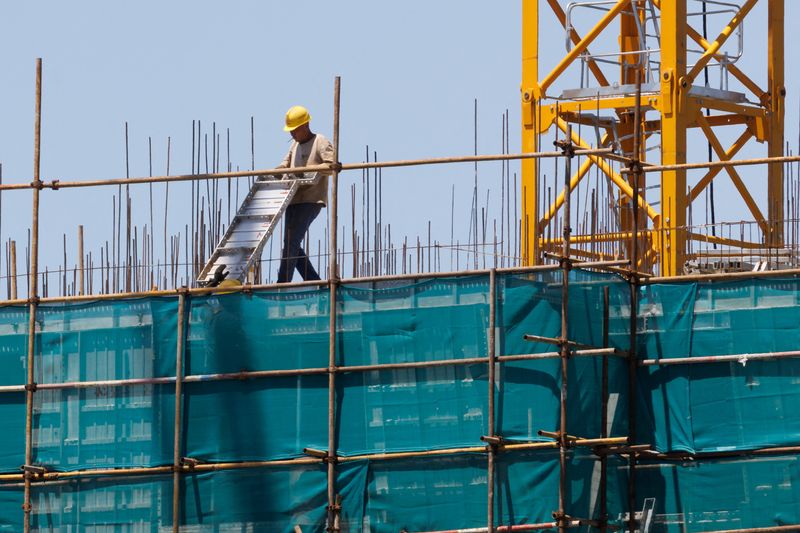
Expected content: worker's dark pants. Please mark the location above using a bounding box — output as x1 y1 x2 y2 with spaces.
277 203 322 282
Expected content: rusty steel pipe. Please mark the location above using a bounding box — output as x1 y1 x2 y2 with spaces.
640 349 800 366
0 259 630 308
172 292 187 533
22 58 42 533
326 75 342 533
0 148 616 192
487 268 497 533
627 154 800 174
556 127 574 533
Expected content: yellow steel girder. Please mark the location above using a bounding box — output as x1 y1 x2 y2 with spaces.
520 0 783 274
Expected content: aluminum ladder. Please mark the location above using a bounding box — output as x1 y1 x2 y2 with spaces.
197 173 319 286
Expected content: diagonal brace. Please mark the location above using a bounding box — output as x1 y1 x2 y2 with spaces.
539 0 630 96
556 118 660 224
546 0 610 88
696 115 768 234
688 128 753 203
685 0 758 84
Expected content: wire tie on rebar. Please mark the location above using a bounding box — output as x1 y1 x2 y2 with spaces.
22 502 32 513
50 180 60 190
24 382 37 392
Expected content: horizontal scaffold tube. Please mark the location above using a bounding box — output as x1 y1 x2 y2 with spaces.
630 154 800 174
411 517 604 533
9 440 800 485
0 436 630 483
0 348 624 394
0 148 615 191
639 349 800 366
0 259 631 308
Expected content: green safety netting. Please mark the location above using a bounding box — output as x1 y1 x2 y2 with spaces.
635 454 800 532
637 278 800 454
0 270 796 530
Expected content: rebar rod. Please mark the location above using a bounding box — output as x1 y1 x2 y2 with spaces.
22 58 42 533
10 241 17 300
78 225 84 295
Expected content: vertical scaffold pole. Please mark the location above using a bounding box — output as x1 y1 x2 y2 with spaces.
486 267 497 533
327 76 342 533
557 126 574 533
23 57 43 533
599 286 610 533
627 70 644 533
172 291 187 532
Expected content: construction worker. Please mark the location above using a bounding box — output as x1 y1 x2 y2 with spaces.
275 105 334 282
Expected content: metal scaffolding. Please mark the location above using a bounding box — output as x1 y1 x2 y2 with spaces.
2 59 800 533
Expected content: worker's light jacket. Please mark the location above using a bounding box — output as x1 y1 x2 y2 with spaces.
277 133 334 206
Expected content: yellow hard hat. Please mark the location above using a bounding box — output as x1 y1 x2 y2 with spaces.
217 278 242 294
284 105 311 132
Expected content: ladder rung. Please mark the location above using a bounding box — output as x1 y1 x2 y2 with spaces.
217 246 256 254
234 214 273 221
198 178 300 285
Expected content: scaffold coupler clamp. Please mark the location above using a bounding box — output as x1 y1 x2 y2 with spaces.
552 511 570 525
324 452 338 465
481 435 503 451
21 464 46 480
180 457 200 471
627 159 643 175
554 138 575 159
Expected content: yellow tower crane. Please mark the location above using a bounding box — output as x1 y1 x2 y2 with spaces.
521 0 785 276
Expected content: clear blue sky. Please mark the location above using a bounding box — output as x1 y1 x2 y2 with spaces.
0 1 797 284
